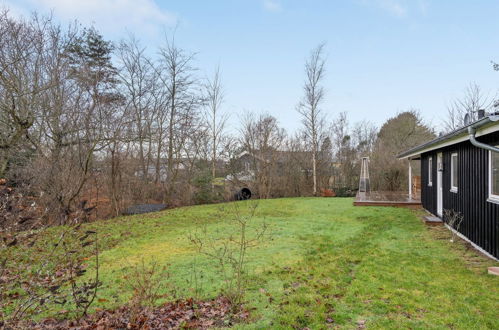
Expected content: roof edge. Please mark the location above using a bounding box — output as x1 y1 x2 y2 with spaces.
397 115 499 159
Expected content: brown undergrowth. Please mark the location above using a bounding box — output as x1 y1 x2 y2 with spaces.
5 296 248 329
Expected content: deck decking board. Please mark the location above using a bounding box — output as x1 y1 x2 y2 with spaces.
354 191 422 207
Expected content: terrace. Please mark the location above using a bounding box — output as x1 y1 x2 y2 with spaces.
354 157 421 207
354 191 421 207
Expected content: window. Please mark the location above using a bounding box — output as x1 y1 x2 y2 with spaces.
450 153 458 192
489 150 499 203
428 156 433 186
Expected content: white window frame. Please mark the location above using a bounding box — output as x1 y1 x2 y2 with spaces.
428 156 433 186
450 152 458 193
488 149 499 204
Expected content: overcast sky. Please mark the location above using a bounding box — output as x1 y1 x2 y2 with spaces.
2 0 499 133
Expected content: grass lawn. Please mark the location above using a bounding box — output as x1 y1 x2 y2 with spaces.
5 198 499 328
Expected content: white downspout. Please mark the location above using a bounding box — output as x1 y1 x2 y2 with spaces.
468 127 499 153
408 158 412 200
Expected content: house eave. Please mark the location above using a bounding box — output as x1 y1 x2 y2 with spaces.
397 115 499 159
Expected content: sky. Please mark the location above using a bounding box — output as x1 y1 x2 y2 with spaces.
2 0 499 133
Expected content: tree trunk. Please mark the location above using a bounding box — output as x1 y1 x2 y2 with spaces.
0 155 8 178
312 149 317 195
166 82 176 204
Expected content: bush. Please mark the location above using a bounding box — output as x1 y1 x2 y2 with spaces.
0 223 100 324
192 172 224 205
333 187 357 197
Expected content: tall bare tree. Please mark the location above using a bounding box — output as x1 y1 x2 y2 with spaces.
297 43 327 195
204 66 228 182
157 35 200 204
117 36 158 182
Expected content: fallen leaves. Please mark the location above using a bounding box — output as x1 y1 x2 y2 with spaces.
0 180 41 232
9 296 248 329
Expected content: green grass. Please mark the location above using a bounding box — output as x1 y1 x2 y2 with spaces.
5 198 499 328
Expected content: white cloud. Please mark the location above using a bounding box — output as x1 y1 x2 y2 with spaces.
377 0 408 18
263 0 282 13
3 0 177 37
356 0 411 18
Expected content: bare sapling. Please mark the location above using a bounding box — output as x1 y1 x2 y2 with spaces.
188 201 269 307
121 259 170 324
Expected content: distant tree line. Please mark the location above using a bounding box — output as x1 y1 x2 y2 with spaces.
0 10 437 226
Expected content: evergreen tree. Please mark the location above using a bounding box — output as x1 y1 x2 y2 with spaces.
65 27 119 100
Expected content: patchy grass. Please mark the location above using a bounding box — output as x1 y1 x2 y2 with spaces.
4 198 499 328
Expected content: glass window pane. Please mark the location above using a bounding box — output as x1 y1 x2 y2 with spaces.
493 151 499 196
429 158 432 184
452 154 458 188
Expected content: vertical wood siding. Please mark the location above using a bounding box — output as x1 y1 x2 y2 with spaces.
421 153 437 215
421 131 499 259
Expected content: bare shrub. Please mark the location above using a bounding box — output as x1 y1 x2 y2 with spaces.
188 202 268 306
0 224 100 325
121 259 170 323
443 209 464 243
186 257 205 300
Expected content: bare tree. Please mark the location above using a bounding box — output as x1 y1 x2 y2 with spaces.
102 108 131 216
444 83 495 132
352 120 378 156
317 136 333 189
157 35 201 204
204 66 228 183
239 113 286 198
117 36 157 183
297 43 327 196
280 133 311 196
331 112 349 162
0 10 48 178
330 112 357 189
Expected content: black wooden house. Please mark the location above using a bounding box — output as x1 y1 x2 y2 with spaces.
398 113 499 260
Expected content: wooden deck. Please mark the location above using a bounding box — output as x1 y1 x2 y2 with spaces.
354 191 421 207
